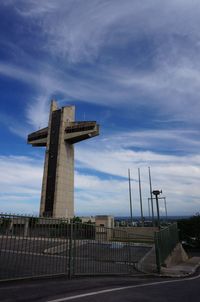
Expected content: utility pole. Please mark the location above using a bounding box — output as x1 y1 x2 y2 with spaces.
138 168 144 226
128 169 133 226
148 167 155 226
148 198 151 220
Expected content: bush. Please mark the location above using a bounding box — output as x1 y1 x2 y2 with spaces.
178 213 200 247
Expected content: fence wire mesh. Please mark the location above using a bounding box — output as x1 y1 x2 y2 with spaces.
0 214 151 280
154 223 179 272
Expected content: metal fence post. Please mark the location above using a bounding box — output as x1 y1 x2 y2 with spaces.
68 222 74 279
154 232 161 274
127 233 132 273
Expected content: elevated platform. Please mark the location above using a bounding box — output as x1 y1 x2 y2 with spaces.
27 127 48 146
64 121 99 143
28 122 99 146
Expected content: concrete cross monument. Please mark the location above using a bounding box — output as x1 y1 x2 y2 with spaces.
28 100 99 218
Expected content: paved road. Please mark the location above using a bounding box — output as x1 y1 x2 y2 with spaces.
0 270 200 302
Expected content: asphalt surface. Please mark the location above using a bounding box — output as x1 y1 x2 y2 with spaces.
1 240 199 302
0 269 200 302
0 237 151 279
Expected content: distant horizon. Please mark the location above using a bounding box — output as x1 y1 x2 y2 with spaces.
1 210 196 220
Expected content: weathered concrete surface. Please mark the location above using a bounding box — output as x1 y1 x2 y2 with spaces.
161 256 200 277
28 100 99 219
113 227 157 243
164 243 188 267
137 243 200 277
136 245 157 273
115 227 158 237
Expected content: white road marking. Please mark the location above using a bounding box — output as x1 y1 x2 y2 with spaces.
46 273 200 302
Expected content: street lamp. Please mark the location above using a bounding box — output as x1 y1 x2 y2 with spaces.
152 190 162 229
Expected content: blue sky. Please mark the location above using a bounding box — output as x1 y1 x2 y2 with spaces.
0 0 200 217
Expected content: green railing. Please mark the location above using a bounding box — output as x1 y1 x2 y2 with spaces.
154 223 179 273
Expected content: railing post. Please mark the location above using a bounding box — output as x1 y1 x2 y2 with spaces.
24 218 29 237
127 232 132 273
72 223 77 276
68 222 74 279
154 232 161 274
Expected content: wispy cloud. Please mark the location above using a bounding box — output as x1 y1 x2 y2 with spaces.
0 62 38 84
0 156 42 188
0 112 30 139
8 0 200 62
0 156 42 214
0 137 199 216
26 95 51 129
1 0 200 127
75 129 200 215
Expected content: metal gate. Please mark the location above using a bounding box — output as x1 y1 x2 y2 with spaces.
72 224 135 276
0 214 151 280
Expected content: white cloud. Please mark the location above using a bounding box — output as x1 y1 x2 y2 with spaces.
0 112 30 139
26 95 50 129
0 131 199 217
75 171 129 216
2 54 200 133
1 1 199 67
2 0 200 126
76 129 200 172
0 156 43 214
0 199 39 216
74 162 200 216
0 156 42 189
0 62 38 84
75 129 200 216
6 0 200 63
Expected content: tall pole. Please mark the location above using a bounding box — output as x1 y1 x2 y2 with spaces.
138 168 144 226
128 169 133 226
148 167 155 226
148 198 151 220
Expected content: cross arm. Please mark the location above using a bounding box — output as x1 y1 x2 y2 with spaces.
27 127 48 147
64 121 99 144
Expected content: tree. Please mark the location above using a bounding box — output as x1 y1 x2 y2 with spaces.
178 213 200 247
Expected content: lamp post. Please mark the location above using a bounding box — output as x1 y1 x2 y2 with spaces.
152 190 162 229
